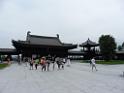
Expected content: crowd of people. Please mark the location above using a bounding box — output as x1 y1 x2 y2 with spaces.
23 55 71 71
22 55 98 72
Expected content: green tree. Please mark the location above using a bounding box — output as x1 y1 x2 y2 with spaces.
122 42 124 49
122 42 124 47
118 45 122 51
99 35 116 61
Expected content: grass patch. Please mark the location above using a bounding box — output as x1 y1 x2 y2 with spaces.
0 63 9 69
82 60 124 65
96 60 124 65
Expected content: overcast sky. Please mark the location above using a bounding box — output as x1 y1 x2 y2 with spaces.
0 0 124 48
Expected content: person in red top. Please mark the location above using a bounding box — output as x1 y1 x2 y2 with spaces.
40 57 46 71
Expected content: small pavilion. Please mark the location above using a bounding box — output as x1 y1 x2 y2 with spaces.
79 38 99 60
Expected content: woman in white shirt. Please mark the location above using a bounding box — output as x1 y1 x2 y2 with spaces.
91 57 98 71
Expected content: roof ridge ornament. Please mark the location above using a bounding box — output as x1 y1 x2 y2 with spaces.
26 31 31 41
27 31 31 35
56 34 59 38
88 38 90 42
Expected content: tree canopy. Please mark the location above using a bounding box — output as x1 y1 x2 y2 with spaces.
99 35 116 60
118 45 122 51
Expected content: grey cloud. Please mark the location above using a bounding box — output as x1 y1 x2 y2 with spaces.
0 0 124 48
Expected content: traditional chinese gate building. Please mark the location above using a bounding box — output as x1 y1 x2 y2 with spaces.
12 32 77 58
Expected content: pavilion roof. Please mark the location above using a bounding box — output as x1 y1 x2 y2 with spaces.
79 38 99 47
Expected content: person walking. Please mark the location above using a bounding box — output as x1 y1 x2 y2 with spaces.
40 57 46 71
46 55 51 71
61 58 66 70
29 58 34 70
91 57 98 71
34 58 39 70
67 58 71 67
89 59 92 67
24 57 28 67
56 57 61 70
52 56 56 70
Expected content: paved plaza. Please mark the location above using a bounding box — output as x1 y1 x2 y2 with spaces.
0 61 124 93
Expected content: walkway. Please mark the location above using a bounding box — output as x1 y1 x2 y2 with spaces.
0 62 124 93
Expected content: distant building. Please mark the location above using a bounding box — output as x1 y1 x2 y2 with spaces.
0 48 17 55
0 32 124 60
115 51 124 60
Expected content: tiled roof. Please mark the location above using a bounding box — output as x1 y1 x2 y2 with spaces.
28 35 62 46
12 33 77 49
